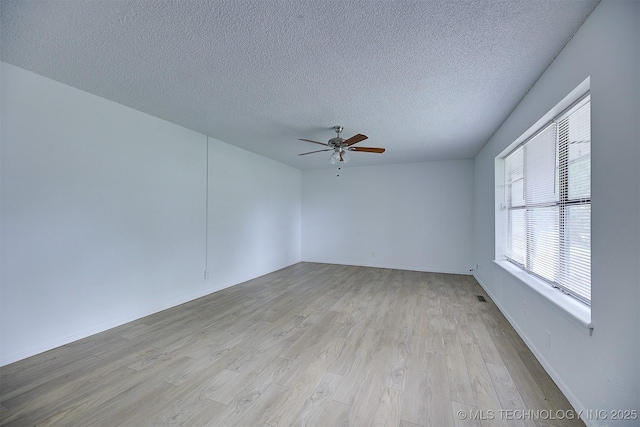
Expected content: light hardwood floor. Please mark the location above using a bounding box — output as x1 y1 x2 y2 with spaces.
1 262 584 426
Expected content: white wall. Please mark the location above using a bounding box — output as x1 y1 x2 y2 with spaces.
302 161 474 274
0 62 301 365
206 137 301 290
473 1 639 424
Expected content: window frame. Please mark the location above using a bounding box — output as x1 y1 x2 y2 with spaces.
494 78 592 329
504 95 591 304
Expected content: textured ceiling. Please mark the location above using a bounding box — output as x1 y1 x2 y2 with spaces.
1 0 599 169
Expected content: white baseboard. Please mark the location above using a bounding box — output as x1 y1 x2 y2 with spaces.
301 258 473 276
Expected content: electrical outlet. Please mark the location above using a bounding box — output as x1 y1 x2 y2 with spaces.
204 270 210 279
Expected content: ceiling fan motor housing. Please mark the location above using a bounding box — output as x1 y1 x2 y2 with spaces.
328 137 344 148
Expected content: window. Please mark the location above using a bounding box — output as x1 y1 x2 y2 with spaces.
502 95 591 305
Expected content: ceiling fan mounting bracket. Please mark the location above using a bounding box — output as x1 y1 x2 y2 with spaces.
333 125 344 135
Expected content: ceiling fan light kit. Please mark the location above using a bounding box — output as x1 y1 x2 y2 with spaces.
298 125 386 164
329 149 349 164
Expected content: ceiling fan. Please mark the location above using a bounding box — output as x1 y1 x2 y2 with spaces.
298 126 385 164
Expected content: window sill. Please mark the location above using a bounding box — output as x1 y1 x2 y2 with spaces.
493 260 593 331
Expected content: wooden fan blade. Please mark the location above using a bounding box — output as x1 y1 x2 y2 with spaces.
344 134 368 146
298 149 332 156
349 146 385 153
299 138 329 147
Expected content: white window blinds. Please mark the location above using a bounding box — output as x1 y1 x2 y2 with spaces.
504 97 591 305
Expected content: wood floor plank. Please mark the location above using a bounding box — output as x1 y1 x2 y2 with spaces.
445 332 477 407
486 362 537 427
1 342 113 401
425 352 455 426
412 291 432 336
359 280 392 330
385 323 411 391
278 313 341 361
486 362 529 411
225 383 289 427
517 350 580 416
462 343 509 427
328 322 372 376
331 328 385 405
346 344 393 425
309 399 351 427
467 313 505 365
452 401 483 427
0 262 584 427
266 336 345 426
400 333 428 425
1 355 102 410
371 386 403 427
239 314 305 351
174 399 226 427
286 371 343 426
205 358 293 427
1 366 136 426
55 377 176 426
491 334 554 412
207 354 293 406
